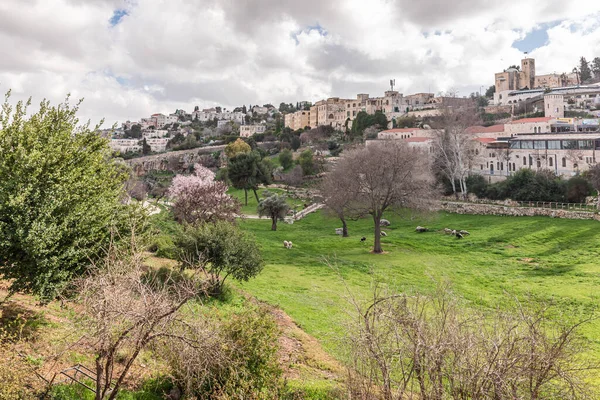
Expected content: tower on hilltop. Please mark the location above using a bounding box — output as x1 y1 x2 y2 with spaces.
521 57 535 90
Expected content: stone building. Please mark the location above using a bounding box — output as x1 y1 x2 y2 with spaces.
544 94 565 118
240 124 267 137
494 58 536 93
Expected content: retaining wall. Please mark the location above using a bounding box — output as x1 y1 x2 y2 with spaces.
439 201 600 221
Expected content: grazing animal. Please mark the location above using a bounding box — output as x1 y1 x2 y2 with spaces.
287 241 293 249
444 228 453 234
451 230 457 236
283 240 289 248
459 230 470 236
380 231 387 237
379 219 391 227
360 236 367 242
455 232 463 239
416 226 428 233
335 228 343 235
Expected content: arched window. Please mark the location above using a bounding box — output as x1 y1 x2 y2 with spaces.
529 156 533 166
537 159 541 168
513 162 516 171
549 158 553 167
534 127 537 133
538 126 541 133
523 156 526 165
562 157 567 167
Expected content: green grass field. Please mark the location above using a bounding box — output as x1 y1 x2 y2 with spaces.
234 211 600 358
227 187 306 215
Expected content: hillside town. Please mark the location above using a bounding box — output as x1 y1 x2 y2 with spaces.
107 56 600 182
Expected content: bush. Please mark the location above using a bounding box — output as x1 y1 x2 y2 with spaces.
567 176 593 203
161 306 282 399
466 174 488 198
149 234 177 259
279 149 294 171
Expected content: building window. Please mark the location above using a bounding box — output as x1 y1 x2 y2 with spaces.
537 159 541 168
513 163 516 171
549 158 553 167
523 156 526 165
562 157 567 167
529 156 533 166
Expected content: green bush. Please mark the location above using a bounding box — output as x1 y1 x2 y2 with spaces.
149 234 177 259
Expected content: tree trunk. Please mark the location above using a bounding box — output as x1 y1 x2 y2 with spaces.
244 189 248 206
253 188 259 203
373 215 382 253
341 217 348 237
451 179 458 200
271 216 277 231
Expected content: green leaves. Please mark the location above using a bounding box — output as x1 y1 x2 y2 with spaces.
0 94 131 301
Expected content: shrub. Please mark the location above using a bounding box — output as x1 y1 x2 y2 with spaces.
161 306 282 399
567 176 593 203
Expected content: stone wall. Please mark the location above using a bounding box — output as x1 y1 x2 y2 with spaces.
439 201 600 221
125 145 226 176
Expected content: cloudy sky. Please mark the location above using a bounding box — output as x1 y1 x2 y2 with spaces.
1 0 600 126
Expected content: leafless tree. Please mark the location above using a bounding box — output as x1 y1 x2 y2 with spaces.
124 178 147 201
282 165 304 188
320 159 360 237
75 241 203 400
332 141 432 253
343 282 598 400
432 106 482 199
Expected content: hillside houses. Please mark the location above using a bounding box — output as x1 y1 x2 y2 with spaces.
283 90 475 131
370 115 600 180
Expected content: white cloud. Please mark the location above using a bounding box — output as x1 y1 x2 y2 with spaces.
1 0 600 125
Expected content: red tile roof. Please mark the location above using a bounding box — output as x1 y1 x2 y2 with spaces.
508 117 552 124
465 124 505 134
475 137 496 144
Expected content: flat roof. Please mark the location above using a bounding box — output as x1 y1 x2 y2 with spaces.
511 134 600 140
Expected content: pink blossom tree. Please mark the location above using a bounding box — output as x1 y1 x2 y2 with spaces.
169 164 240 224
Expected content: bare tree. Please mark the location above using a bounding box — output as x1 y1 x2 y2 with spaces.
344 282 598 400
75 241 203 400
432 107 482 199
124 178 147 201
282 165 304 188
333 141 432 253
320 160 360 237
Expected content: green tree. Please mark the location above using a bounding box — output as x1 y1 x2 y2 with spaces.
142 138 151 155
351 111 388 136
224 137 251 158
0 93 131 300
290 135 301 151
298 149 315 176
175 221 263 294
485 85 496 98
278 149 294 170
124 123 142 139
228 151 272 205
257 191 290 231
579 57 592 82
592 57 600 79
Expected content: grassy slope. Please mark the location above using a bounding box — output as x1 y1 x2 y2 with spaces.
235 211 600 358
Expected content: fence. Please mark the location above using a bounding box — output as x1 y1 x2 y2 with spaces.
514 201 597 212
